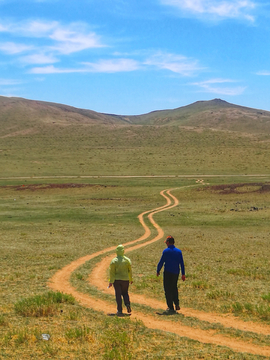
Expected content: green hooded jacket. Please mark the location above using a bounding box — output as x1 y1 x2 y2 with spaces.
109 245 133 283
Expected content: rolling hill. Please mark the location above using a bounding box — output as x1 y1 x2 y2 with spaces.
1 96 270 178
128 98 270 133
1 96 270 135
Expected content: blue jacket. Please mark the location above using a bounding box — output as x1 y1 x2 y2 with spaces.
157 245 185 275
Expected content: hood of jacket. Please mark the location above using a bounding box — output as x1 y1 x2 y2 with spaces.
116 244 124 256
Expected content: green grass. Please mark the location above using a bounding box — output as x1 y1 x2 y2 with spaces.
1 98 270 360
1 124 270 177
1 177 270 358
14 292 75 317
127 184 270 322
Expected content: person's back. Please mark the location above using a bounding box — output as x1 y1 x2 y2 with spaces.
160 245 184 275
156 236 185 314
108 244 133 315
110 255 132 281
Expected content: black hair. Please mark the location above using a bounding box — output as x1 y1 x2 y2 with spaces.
166 235 175 244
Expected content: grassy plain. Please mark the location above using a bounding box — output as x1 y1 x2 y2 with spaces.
0 176 270 359
1 99 270 358
1 124 270 177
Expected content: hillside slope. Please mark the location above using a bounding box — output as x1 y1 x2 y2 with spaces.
127 99 270 133
0 96 130 137
1 96 270 135
1 96 270 177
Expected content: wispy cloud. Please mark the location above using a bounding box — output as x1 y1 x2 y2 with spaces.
160 0 256 21
192 78 246 95
0 79 22 86
0 42 33 54
82 59 140 73
29 53 204 76
145 51 204 76
30 58 140 74
256 70 270 76
20 53 58 64
29 65 77 74
0 20 105 65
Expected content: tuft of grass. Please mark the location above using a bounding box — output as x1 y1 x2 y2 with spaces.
0 315 8 326
206 290 235 300
101 318 136 360
231 301 270 320
14 291 75 317
261 293 270 303
3 328 35 347
75 272 84 280
255 304 270 321
227 268 265 279
64 309 81 321
65 325 94 342
192 281 210 290
41 343 59 357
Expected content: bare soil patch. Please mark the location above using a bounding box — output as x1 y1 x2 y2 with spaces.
206 182 270 194
1 183 113 191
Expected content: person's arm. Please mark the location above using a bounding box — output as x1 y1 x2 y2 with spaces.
179 251 185 280
128 260 133 283
156 253 165 276
108 261 115 287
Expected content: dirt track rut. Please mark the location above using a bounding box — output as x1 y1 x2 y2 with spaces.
49 188 270 357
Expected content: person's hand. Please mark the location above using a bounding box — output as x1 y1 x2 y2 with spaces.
156 272 160 277
182 275 186 281
108 283 113 288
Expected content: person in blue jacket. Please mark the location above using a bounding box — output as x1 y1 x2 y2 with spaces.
157 235 185 314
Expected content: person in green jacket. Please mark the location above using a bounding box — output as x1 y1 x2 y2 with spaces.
108 244 133 316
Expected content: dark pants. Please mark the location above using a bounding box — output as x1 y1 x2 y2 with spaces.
163 271 179 310
113 280 130 313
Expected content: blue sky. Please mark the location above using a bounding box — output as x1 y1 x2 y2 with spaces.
1 0 270 115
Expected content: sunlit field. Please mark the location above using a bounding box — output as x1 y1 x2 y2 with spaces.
0 176 269 359
1 98 270 358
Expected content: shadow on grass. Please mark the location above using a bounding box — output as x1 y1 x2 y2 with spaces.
107 313 131 317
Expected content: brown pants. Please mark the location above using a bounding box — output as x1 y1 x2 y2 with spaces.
113 280 130 313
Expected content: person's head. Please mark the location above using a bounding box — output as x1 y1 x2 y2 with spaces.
165 235 175 246
116 244 125 256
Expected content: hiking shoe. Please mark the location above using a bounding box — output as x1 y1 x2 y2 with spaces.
175 305 180 311
162 308 176 315
127 305 132 313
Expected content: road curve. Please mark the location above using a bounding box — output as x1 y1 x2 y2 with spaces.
48 188 270 357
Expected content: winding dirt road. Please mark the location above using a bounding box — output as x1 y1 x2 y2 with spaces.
48 188 270 357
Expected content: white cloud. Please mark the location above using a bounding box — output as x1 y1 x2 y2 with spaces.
160 0 256 21
20 53 58 64
256 70 270 76
192 78 246 95
0 42 33 54
30 58 139 74
0 20 104 57
0 79 22 86
50 29 104 54
83 58 139 73
30 53 204 76
17 20 59 37
145 52 204 76
29 65 77 74
0 24 7 31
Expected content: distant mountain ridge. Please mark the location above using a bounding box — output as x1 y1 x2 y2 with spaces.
1 96 270 134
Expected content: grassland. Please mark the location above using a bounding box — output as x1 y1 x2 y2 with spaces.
1 124 270 178
0 97 270 358
0 177 270 359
